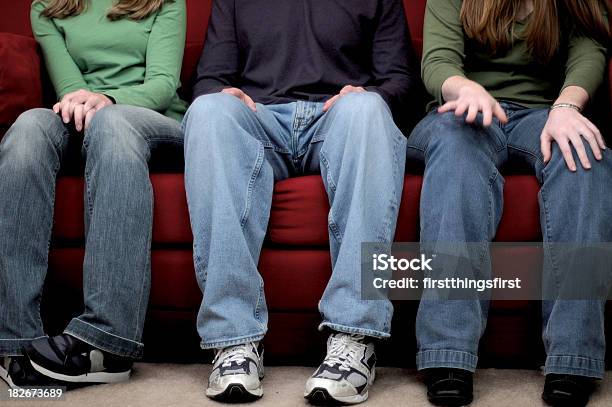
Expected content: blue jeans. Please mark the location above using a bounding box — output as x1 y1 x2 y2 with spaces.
183 92 406 349
408 103 612 378
0 106 183 358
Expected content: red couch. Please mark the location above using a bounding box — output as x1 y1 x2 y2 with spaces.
1 0 609 367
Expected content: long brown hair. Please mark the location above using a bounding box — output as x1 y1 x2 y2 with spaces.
35 0 168 21
460 0 611 62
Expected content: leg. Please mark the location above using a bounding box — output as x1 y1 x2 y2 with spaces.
63 105 183 358
183 93 292 349
0 109 70 356
409 111 507 372
308 92 407 338
507 108 612 379
302 92 406 404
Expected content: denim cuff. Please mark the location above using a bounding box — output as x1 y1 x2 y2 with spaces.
318 321 391 340
0 336 47 357
200 332 266 350
545 355 605 379
416 349 478 372
64 318 144 359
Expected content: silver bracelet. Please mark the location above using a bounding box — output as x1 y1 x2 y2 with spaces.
550 103 582 112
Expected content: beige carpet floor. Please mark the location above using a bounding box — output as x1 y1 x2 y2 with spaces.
1 365 611 407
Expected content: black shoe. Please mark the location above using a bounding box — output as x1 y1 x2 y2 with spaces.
0 356 56 388
23 334 133 385
542 374 597 407
424 368 473 406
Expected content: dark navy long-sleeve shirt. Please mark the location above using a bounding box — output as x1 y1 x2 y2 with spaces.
193 0 418 121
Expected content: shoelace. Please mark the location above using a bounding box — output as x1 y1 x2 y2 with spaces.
213 343 254 368
323 334 365 372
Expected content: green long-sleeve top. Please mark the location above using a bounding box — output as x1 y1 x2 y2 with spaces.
30 0 187 121
422 0 608 109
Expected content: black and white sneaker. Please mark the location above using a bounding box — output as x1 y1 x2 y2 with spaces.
305 333 376 405
23 334 132 385
206 342 264 402
0 356 56 389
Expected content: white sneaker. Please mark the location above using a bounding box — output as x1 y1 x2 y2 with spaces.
304 333 376 405
206 342 264 402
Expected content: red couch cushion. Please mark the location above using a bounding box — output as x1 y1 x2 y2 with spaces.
52 174 542 245
0 33 42 128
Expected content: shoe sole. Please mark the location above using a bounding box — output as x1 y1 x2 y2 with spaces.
304 365 374 405
0 364 18 389
29 360 130 384
427 393 473 407
305 387 368 405
207 383 263 403
542 392 588 407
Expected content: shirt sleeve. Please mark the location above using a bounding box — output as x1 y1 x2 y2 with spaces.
421 0 466 105
104 0 186 111
192 0 240 101
562 32 607 100
364 0 418 117
30 2 89 99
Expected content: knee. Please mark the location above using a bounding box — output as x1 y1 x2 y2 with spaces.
428 112 499 158
84 107 146 162
2 109 61 166
8 109 61 147
186 93 246 124
183 93 251 147
86 105 132 136
11 108 58 133
546 144 612 194
326 92 400 149
331 91 389 119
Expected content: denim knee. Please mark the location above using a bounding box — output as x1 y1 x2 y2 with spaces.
412 112 504 171
83 106 148 163
1 108 64 171
330 91 390 119
185 93 262 151
187 93 248 122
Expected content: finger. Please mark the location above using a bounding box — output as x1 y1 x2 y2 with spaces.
53 103 60 114
557 137 577 172
481 104 493 127
222 88 241 98
61 100 74 124
541 132 552 163
83 97 97 113
437 101 457 113
582 118 606 150
568 133 591 169
339 86 353 95
454 101 469 117
577 126 602 161
243 94 257 112
323 95 341 112
493 103 508 124
74 104 85 132
465 102 479 123
84 108 97 130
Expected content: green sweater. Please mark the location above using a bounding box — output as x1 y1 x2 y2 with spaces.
422 0 608 109
31 0 187 121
